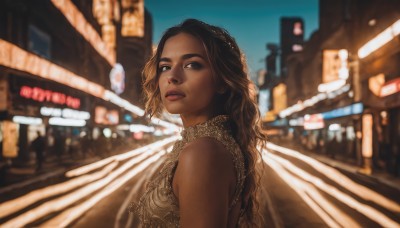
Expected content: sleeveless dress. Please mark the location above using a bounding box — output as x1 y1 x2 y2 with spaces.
130 115 246 227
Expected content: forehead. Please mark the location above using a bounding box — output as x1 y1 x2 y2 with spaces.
161 33 207 57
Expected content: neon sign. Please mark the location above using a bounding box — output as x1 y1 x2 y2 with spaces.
19 86 80 109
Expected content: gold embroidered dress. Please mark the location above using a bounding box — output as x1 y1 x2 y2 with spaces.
131 115 245 227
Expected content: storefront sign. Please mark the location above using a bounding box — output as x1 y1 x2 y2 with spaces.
322 49 349 83
322 103 363 120
40 107 90 120
369 73 385 97
2 121 19 158
95 106 119 125
362 114 373 158
49 117 86 127
20 86 81 109
110 63 125 95
12 116 43 125
304 114 324 130
380 77 400 97
289 117 304 126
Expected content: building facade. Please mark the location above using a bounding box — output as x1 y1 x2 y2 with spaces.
0 0 153 167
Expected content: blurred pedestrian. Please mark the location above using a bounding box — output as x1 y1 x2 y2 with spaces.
131 19 267 227
53 131 65 163
31 131 46 171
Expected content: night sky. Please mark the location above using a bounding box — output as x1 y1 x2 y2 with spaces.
145 0 319 80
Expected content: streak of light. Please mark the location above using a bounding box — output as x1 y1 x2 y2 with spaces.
267 143 400 212
41 152 164 227
115 159 163 228
266 151 400 228
1 148 163 228
262 152 342 228
0 162 118 219
66 136 178 177
116 145 173 228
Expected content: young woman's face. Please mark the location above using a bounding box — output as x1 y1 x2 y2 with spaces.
158 33 218 122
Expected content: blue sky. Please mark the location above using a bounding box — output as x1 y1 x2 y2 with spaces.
145 0 319 80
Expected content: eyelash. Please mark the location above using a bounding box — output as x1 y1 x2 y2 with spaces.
158 62 203 72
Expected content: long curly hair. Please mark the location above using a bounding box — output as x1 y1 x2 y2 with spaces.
142 18 267 226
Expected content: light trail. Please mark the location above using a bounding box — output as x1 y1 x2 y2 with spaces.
267 143 400 212
116 145 173 228
1 146 165 228
66 136 179 177
262 152 342 228
265 150 400 228
0 161 118 218
41 152 164 227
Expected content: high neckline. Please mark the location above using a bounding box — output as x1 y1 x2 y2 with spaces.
180 115 230 139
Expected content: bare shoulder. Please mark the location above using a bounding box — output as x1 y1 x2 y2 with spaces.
174 136 236 197
179 137 233 169
174 137 236 226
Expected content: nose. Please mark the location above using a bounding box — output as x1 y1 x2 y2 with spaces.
167 75 180 84
167 67 182 84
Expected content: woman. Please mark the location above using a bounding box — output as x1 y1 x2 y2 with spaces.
131 19 266 227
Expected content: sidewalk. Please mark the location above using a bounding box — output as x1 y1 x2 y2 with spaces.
269 137 400 192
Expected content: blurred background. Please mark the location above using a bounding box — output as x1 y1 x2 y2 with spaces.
0 0 399 227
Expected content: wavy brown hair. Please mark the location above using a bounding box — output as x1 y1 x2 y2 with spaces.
142 18 267 227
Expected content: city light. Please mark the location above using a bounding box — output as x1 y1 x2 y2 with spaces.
266 143 400 213
264 150 400 228
12 116 42 125
50 0 116 65
48 117 86 127
0 138 176 228
318 79 346 93
358 19 400 58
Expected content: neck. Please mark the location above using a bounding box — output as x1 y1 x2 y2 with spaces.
180 114 215 128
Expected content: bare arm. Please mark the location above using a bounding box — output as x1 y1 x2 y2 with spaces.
173 137 235 228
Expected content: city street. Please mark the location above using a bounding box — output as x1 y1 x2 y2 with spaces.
1 138 399 227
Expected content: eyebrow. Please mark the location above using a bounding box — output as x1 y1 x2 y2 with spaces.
159 53 206 63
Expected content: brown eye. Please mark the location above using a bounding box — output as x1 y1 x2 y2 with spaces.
185 62 202 70
159 65 170 72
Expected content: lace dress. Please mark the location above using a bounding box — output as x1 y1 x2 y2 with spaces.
130 115 245 227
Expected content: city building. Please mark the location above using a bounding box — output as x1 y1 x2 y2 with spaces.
269 0 400 177
0 0 153 167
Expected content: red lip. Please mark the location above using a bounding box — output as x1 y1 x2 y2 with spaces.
165 89 185 101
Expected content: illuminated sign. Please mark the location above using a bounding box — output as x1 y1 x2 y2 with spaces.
40 107 90 120
121 0 144 37
289 117 304 126
95 106 119 125
12 116 43 125
322 49 349 84
51 0 115 65
49 117 86 127
304 114 324 130
322 103 363 120
358 19 400 59
380 77 400 97
3 121 19 158
20 86 81 109
0 39 104 98
362 114 373 158
368 73 385 96
110 63 125 95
